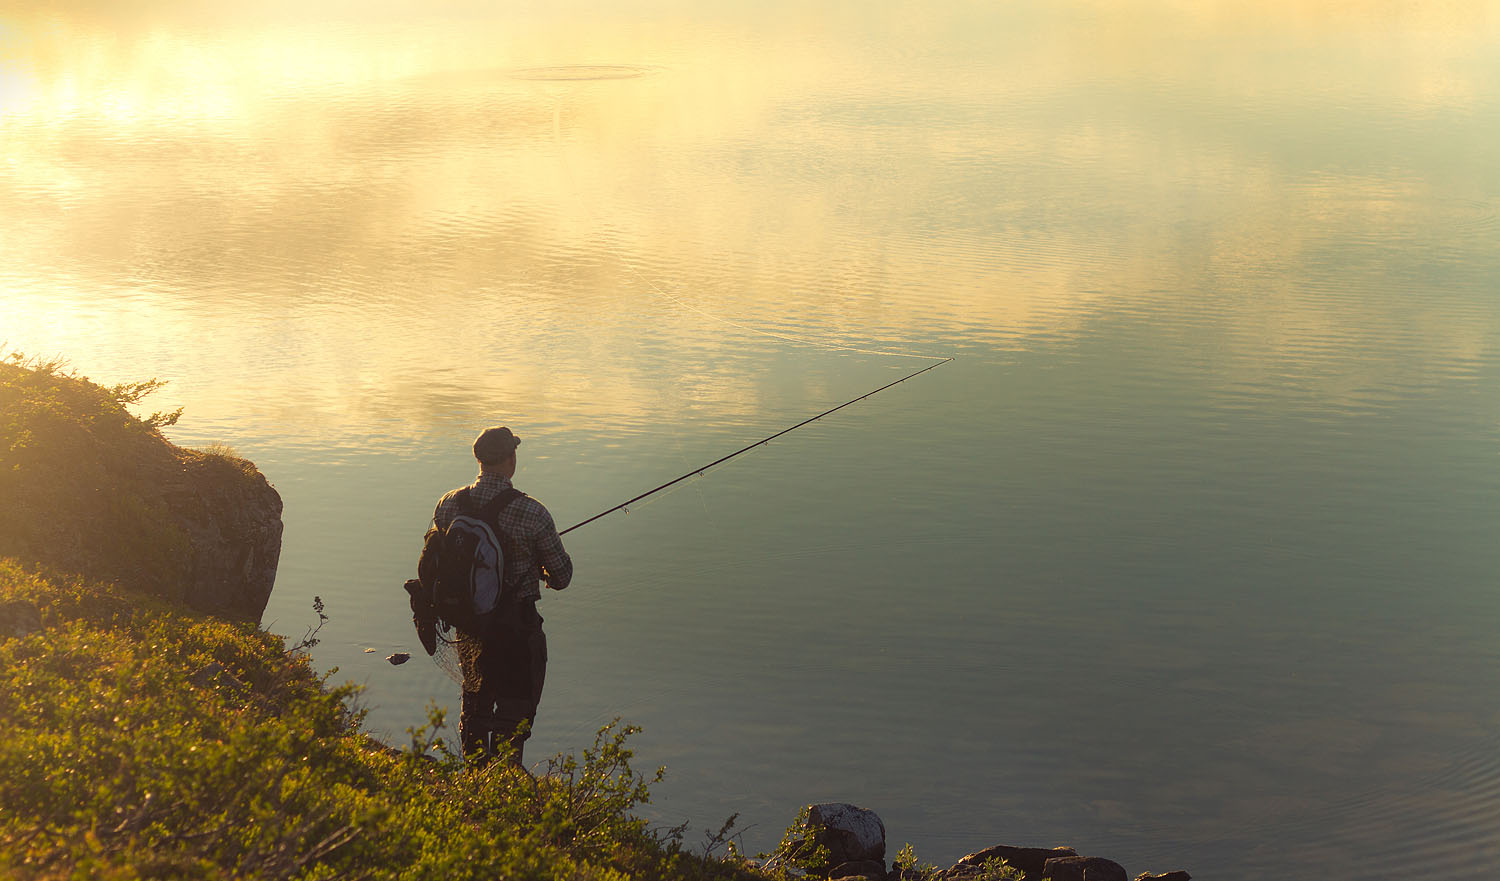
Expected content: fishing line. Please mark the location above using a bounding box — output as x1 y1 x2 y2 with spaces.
559 355 950 536
672 433 717 526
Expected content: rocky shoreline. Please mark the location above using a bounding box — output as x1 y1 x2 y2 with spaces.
787 802 1188 881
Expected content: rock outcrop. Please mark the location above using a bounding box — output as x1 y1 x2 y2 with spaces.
830 860 888 880
150 451 282 621
0 362 283 622
780 802 1187 881
1042 855 1128 881
945 844 1079 877
807 802 888 868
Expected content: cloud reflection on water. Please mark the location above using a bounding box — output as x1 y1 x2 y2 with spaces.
1 0 1496 438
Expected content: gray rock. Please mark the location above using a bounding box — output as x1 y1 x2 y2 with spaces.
1134 873 1190 881
387 652 411 665
1043 856 1127 881
806 802 887 867
947 844 1079 878
831 858 887 879
154 453 283 622
0 368 283 623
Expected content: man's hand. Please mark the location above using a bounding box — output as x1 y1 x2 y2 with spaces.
541 566 563 590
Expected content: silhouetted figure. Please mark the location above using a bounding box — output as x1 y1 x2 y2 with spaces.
427 426 573 763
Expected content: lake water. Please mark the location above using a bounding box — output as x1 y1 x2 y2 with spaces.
5 1 1500 876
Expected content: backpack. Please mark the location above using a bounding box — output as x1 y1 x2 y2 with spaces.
425 487 523 635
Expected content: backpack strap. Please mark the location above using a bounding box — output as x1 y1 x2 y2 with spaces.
453 486 522 519
477 487 524 524
478 489 525 601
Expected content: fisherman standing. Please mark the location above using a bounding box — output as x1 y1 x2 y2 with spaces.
423 426 572 763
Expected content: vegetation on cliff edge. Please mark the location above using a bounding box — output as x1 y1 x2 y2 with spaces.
0 560 770 880
0 354 194 596
0 358 771 879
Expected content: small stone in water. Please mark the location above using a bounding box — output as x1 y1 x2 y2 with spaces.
386 652 411 665
364 648 376 653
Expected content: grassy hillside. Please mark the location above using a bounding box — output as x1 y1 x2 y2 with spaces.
0 559 774 880
0 355 192 596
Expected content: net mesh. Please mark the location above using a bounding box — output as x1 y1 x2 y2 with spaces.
407 576 475 687
429 623 482 689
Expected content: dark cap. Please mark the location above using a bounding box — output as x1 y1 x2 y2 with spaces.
473 426 521 463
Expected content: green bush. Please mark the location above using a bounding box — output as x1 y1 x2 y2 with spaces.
0 560 766 880
0 356 190 594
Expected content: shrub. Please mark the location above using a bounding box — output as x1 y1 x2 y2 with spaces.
0 560 766 881
0 356 190 593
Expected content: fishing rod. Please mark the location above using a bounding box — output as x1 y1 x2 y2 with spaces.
558 356 952 536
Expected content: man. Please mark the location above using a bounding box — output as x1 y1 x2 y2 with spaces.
430 426 572 763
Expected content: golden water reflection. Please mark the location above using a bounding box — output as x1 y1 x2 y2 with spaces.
2 0 1497 440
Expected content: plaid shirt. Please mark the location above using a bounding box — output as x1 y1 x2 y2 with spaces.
433 471 573 602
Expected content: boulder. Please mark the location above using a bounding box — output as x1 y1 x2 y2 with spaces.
830 858 888 879
153 452 283 621
1043 856 1127 881
1134 873 1190 881
806 803 887 868
946 844 1079 878
0 365 284 622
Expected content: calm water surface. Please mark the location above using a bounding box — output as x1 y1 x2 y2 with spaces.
5 2 1500 877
